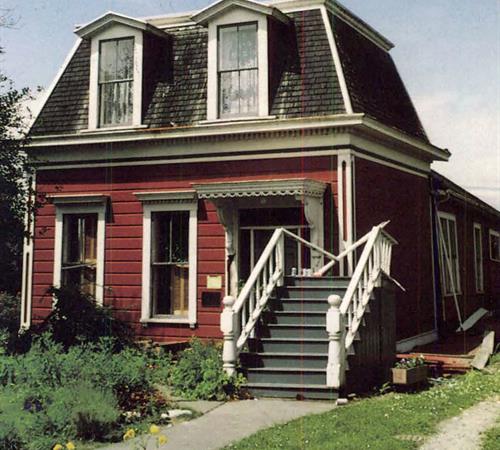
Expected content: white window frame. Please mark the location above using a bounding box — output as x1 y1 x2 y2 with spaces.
88 24 143 130
490 229 500 262
136 191 198 326
473 223 484 293
206 8 269 121
437 212 461 296
52 196 107 305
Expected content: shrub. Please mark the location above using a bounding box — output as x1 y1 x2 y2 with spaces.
32 286 134 350
0 292 27 355
0 383 120 450
170 338 245 400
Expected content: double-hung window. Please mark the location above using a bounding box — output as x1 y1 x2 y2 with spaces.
99 38 134 127
138 192 198 325
473 223 484 293
218 23 258 117
62 214 98 296
150 211 190 317
52 196 107 304
438 213 461 295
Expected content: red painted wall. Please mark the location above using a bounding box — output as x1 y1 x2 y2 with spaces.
32 156 338 342
355 158 435 340
436 197 500 329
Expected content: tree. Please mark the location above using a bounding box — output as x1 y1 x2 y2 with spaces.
0 45 32 294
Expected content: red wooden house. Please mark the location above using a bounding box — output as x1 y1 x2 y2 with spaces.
20 0 499 398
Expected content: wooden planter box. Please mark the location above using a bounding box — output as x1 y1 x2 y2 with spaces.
392 366 427 385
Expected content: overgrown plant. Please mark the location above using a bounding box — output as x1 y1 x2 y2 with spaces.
31 286 135 350
170 338 246 400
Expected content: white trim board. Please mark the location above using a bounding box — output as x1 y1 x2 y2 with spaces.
396 329 438 353
321 6 352 114
20 174 36 330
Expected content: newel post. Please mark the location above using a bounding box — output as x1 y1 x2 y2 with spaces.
326 294 346 388
221 295 237 376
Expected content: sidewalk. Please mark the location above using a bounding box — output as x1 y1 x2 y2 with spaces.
99 399 336 450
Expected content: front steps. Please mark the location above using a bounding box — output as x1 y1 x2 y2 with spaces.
241 276 350 400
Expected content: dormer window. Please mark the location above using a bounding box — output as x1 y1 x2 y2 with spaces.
218 23 258 117
192 0 290 122
99 37 134 126
75 12 168 131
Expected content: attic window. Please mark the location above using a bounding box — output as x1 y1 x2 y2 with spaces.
218 23 258 117
98 37 134 127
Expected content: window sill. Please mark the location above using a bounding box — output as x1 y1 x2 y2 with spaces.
80 124 148 134
199 115 277 125
140 316 194 325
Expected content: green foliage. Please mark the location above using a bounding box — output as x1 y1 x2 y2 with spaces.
0 336 173 447
226 360 500 450
395 355 426 369
0 383 120 450
0 70 32 294
32 286 135 350
480 419 500 450
170 338 245 400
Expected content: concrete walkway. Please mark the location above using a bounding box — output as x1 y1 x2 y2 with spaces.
99 399 336 450
420 397 500 450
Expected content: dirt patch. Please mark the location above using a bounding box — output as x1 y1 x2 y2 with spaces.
420 397 500 450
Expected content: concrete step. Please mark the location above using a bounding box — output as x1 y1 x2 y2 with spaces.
270 298 329 312
244 382 338 400
241 352 328 369
263 310 326 326
284 276 350 289
279 286 347 300
260 324 328 340
249 337 329 354
246 367 327 385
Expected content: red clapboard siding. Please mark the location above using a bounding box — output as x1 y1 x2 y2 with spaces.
32 155 338 342
355 158 434 341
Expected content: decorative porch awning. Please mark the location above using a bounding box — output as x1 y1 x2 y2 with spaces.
192 178 327 199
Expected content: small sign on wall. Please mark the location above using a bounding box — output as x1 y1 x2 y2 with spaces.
206 275 222 290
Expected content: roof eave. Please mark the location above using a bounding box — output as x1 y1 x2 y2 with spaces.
359 116 450 162
75 11 168 40
192 0 290 27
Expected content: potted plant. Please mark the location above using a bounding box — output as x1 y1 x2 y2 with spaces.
392 355 427 385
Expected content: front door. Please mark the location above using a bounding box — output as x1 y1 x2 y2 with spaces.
238 207 310 282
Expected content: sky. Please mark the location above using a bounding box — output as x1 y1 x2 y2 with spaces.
0 0 499 209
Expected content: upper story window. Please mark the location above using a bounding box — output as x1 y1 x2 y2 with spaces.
192 1 290 122
99 38 134 127
218 23 258 118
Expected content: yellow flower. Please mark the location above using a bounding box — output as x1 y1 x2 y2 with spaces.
66 443 76 450
149 424 160 434
158 435 168 446
53 445 64 450
123 428 136 441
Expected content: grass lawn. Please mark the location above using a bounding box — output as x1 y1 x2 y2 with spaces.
225 355 500 450
480 418 500 450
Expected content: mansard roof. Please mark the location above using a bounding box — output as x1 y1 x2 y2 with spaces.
30 0 430 145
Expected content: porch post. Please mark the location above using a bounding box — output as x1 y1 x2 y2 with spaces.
214 200 239 298
326 294 346 388
302 195 325 272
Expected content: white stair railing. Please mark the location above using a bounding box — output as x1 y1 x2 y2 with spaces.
326 222 398 388
221 222 398 386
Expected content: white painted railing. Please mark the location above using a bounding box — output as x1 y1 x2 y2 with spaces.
326 222 398 387
221 222 398 388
